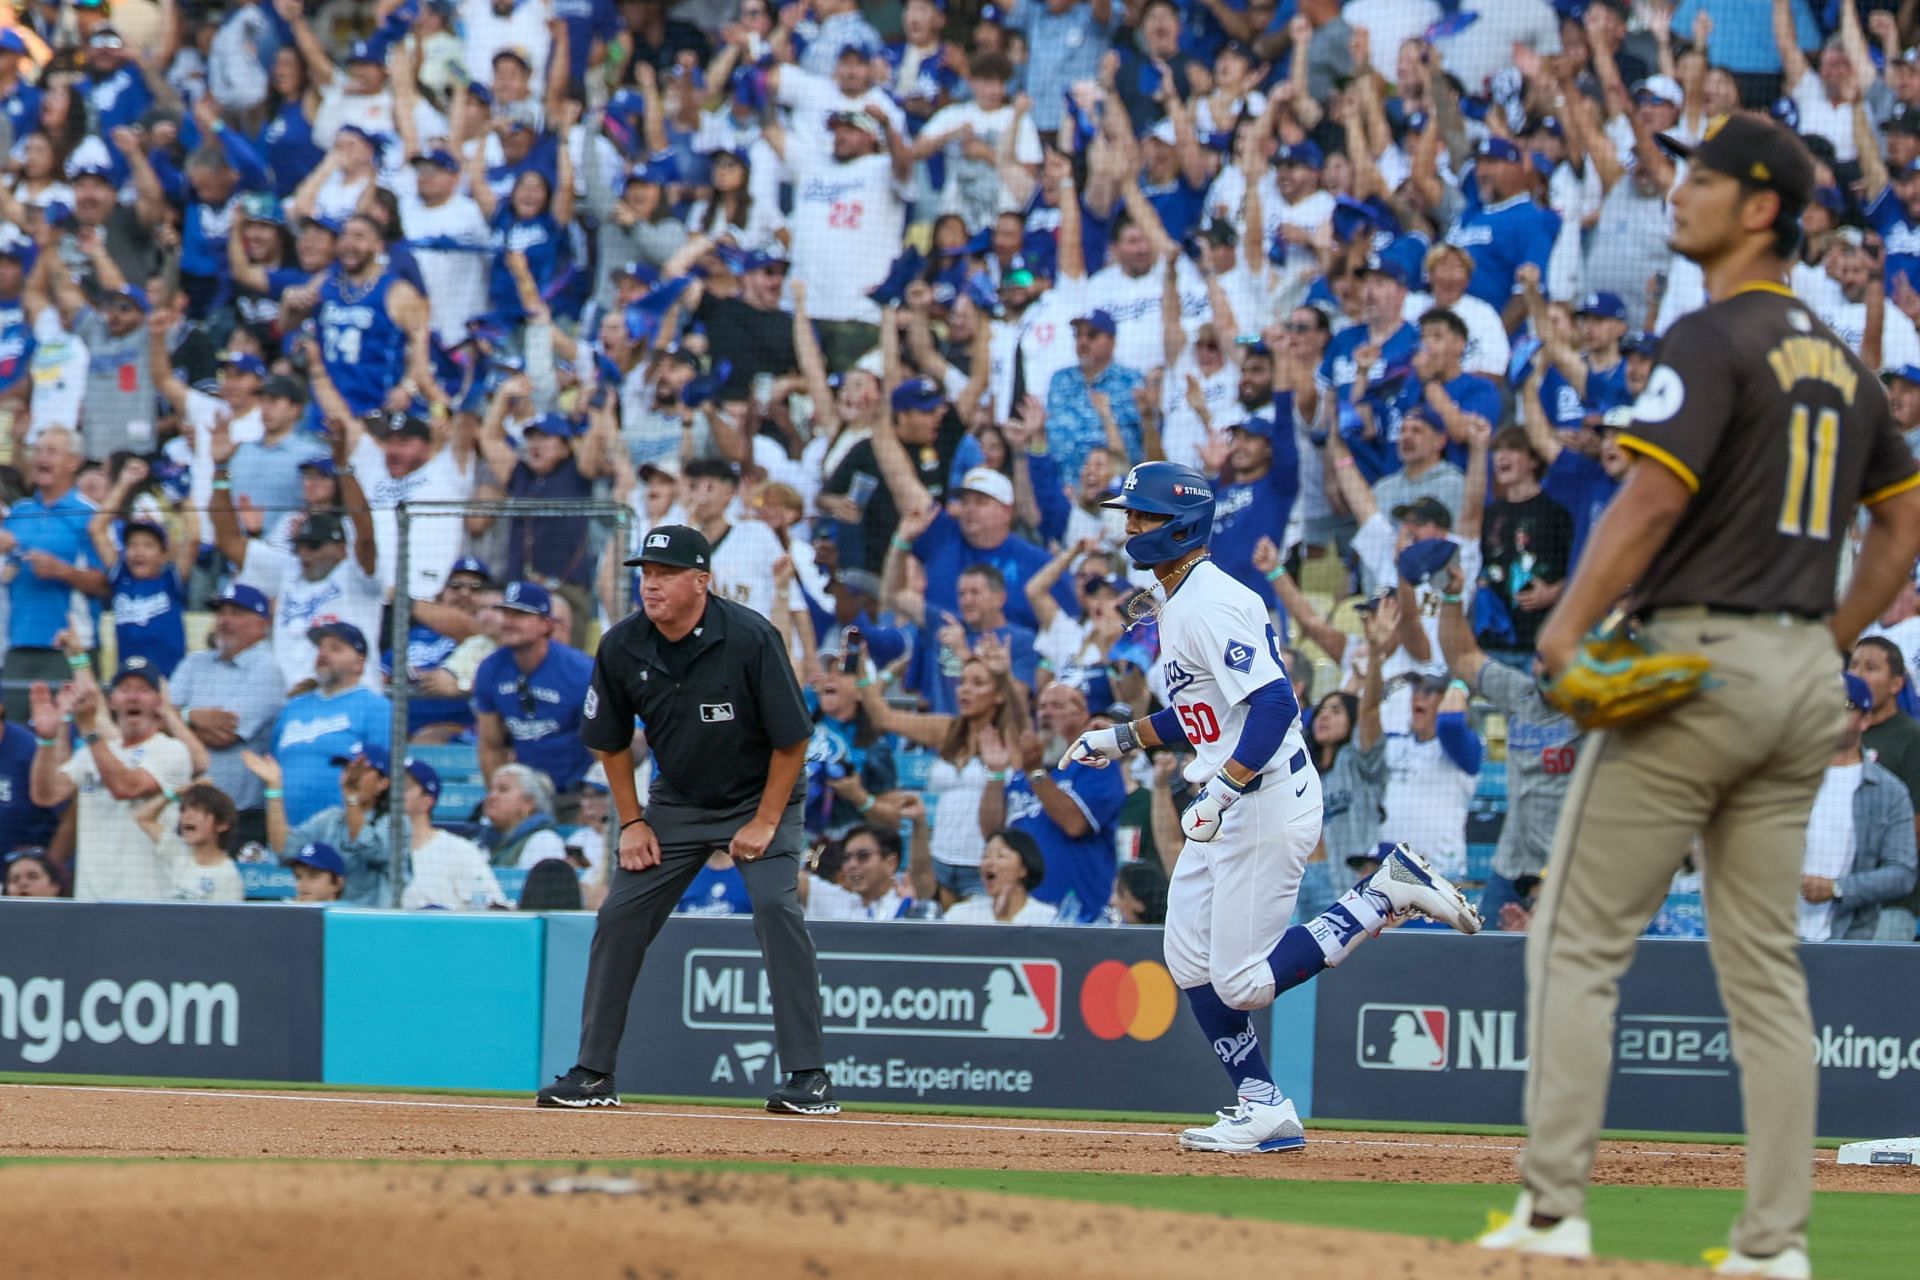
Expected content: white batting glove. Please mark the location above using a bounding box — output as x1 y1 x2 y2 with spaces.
1180 771 1248 843
1058 722 1137 770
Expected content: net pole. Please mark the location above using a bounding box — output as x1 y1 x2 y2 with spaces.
389 501 414 909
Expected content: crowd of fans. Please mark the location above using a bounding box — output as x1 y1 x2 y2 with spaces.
0 0 1918 941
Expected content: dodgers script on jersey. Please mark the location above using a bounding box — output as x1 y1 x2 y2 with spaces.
1157 559 1306 785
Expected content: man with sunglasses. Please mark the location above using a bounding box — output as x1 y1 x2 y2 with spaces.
472 580 595 818
692 248 798 402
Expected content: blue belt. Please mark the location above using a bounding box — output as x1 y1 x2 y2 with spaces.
1242 748 1309 794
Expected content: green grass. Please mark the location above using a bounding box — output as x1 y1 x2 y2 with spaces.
0 1072 1859 1146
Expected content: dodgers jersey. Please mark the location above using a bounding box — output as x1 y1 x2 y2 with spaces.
1156 559 1305 786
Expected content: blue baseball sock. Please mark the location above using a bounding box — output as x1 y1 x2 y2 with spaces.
1267 886 1393 994
1182 983 1279 1104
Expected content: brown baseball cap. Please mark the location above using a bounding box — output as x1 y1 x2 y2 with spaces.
1658 115 1815 219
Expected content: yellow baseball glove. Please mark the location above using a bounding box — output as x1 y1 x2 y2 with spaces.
1539 627 1711 731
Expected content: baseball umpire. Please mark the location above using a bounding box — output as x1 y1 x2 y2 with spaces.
535 525 838 1116
1480 117 1920 1277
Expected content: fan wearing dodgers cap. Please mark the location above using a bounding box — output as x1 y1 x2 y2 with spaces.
541 524 838 1115
1444 135 1559 324
1060 461 1481 1154
472 579 597 803
820 372 964 574
86 460 197 680
1317 249 1419 478
26 655 194 902
270 621 392 828
1206 404 1299 614
397 146 491 348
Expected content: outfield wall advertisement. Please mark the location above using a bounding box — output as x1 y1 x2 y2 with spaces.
543 916 1238 1112
0 900 323 1081
1312 931 1920 1137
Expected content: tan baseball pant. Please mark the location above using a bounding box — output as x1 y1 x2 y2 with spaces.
1521 610 1845 1259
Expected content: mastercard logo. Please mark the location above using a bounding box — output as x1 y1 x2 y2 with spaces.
1080 959 1178 1041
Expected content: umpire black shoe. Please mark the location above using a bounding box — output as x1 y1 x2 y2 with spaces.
536 1065 620 1109
766 1069 840 1116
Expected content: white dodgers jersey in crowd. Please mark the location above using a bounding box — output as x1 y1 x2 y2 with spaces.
1156 559 1306 786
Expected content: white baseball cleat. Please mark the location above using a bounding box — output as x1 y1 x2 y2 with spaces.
1715 1246 1812 1278
1366 844 1483 935
1178 1096 1306 1154
1476 1192 1592 1258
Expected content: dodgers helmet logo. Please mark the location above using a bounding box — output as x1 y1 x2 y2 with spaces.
1224 640 1255 674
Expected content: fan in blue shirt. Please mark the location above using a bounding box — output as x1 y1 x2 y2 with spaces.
1445 139 1558 322
905 564 1042 716
981 683 1127 923
3 470 102 653
904 468 1076 634
1 717 60 851
471 581 596 794
1392 308 1506 475
1323 253 1421 483
89 464 197 678
1210 407 1300 613
1866 159 1920 295
273 623 393 826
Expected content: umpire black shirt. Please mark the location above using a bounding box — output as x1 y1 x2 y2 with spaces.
580 594 811 815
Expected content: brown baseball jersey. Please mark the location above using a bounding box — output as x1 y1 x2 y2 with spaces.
1619 281 1920 616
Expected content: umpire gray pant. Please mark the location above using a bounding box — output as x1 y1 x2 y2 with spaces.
576 800 825 1077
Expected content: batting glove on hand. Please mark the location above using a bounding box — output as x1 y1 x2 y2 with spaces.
1180 771 1248 843
1058 721 1138 770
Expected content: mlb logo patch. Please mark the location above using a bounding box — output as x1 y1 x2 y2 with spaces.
1223 640 1255 673
1355 1003 1450 1071
700 703 735 723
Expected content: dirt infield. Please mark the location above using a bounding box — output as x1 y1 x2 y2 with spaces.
1 1162 1710 1280
3 1083 1916 1193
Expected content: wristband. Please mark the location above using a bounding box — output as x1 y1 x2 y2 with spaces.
1113 720 1141 754
987 770 1008 783
857 795 876 815
1264 565 1285 583
81 732 100 746
162 789 179 805
263 788 284 800
34 735 56 749
1438 592 1463 605
66 654 88 669
1213 769 1250 795
888 535 912 552
620 818 647 831
856 676 872 688
212 480 232 491
878 669 896 686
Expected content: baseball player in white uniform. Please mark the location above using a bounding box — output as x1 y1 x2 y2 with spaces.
1062 461 1483 1153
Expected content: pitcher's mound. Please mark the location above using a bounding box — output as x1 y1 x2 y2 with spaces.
3 1163 1704 1279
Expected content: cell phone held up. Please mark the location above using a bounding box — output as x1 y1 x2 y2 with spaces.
841 628 863 675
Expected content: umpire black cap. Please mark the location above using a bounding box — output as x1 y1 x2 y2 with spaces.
1657 115 1815 219
624 524 712 569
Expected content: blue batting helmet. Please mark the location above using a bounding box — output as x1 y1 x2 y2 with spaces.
1101 462 1214 566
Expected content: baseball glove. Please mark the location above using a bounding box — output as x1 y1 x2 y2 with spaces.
1539 626 1711 730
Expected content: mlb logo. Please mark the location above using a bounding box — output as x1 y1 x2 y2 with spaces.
646 532 672 549
700 703 735 723
1356 1003 1449 1071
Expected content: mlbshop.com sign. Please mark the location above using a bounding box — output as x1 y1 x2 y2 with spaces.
574 918 1230 1111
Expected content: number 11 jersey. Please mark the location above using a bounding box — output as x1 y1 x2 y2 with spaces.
1619 282 1919 616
